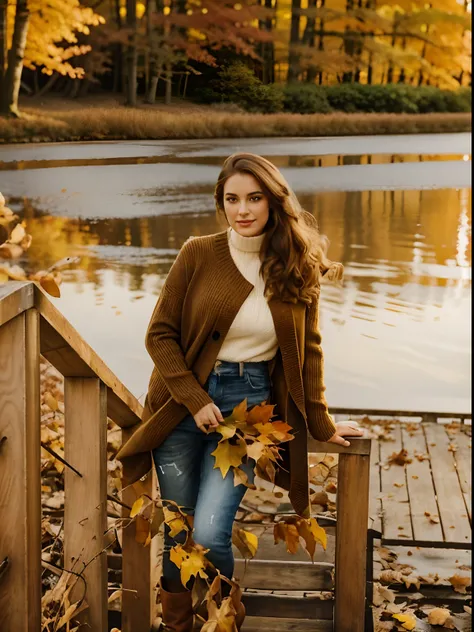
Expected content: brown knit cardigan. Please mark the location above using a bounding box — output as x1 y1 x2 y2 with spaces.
117 229 337 517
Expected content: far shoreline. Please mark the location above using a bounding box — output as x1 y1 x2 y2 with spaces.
0 100 470 145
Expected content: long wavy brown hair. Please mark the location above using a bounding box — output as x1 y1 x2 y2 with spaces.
214 152 343 305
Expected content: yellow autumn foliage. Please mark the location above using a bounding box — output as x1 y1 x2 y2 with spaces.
6 0 105 77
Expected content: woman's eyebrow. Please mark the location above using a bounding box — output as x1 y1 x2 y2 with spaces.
225 190 263 196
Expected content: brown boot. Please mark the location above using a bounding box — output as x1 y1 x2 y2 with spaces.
160 579 194 632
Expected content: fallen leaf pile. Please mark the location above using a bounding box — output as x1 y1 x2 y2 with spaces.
373 544 472 632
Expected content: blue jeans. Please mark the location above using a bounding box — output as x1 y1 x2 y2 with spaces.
152 360 272 587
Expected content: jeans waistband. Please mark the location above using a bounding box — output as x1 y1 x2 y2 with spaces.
212 359 269 377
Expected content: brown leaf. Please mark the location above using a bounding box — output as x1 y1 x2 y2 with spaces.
424 511 440 524
39 273 61 298
427 607 455 628
372 582 396 606
233 467 256 490
274 522 300 554
387 449 412 466
448 574 471 594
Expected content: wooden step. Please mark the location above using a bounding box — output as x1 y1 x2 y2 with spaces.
108 554 334 591
243 616 333 631
242 592 333 620
235 559 334 591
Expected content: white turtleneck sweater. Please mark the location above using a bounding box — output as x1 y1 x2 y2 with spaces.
217 227 279 363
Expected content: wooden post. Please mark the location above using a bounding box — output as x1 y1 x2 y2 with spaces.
0 309 41 631
121 432 154 632
334 451 371 632
64 378 108 631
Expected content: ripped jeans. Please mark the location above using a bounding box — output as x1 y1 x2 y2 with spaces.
152 359 272 586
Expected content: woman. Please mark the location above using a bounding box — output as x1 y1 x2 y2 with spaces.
117 153 363 631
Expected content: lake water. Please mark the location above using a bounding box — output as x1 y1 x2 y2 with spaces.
0 136 471 414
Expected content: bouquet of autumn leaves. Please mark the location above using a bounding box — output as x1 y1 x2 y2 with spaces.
129 399 327 631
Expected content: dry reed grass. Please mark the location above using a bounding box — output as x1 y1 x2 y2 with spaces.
0 107 470 143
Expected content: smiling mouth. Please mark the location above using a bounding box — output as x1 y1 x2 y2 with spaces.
237 220 255 224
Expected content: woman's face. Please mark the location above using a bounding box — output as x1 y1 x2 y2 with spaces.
223 172 270 237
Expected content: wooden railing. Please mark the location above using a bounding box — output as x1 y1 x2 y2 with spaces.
0 280 372 632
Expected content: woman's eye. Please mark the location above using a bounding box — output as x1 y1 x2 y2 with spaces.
251 196 261 202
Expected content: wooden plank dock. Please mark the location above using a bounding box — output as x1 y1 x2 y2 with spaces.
373 419 471 549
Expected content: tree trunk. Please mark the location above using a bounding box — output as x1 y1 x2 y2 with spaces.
113 0 123 93
341 0 355 83
1 0 30 117
287 0 302 83
146 0 164 103
146 73 161 103
367 52 373 84
126 0 137 106
164 62 172 104
263 0 275 84
302 0 316 83
0 0 7 98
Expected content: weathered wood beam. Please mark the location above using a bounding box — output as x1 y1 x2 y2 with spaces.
0 281 34 328
64 378 108 631
308 437 371 455
334 450 371 632
0 309 41 631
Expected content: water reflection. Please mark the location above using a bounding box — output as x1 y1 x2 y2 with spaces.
6 185 471 414
1 152 470 172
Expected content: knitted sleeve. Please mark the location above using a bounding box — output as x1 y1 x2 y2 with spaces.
303 293 337 441
145 240 214 416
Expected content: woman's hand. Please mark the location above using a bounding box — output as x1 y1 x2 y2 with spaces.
327 421 364 447
194 402 224 433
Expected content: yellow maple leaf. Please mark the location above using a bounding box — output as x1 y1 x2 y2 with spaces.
232 527 258 559
130 496 144 518
170 544 187 569
164 507 189 538
211 439 247 478
180 549 209 586
392 612 417 630
216 422 237 439
297 517 327 559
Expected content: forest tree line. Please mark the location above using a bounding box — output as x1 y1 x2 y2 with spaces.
0 0 471 116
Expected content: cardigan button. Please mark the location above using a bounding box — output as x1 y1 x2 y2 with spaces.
212 331 220 341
